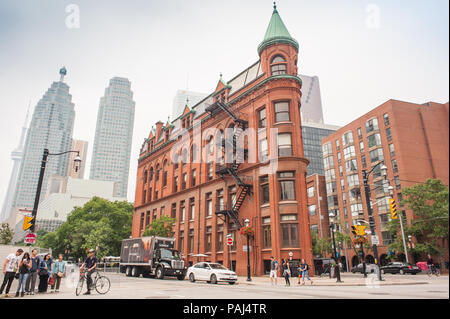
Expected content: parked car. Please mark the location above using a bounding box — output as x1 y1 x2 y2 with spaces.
187 262 237 285
351 263 377 274
381 262 421 275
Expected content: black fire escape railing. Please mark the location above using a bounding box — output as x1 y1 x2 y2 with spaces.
206 100 252 228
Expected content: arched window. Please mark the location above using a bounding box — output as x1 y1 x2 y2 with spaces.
163 160 168 187
155 164 160 181
149 167 154 182
143 170 148 184
271 55 287 76
182 148 188 165
191 144 198 163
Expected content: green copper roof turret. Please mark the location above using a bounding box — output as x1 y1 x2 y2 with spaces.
258 3 299 55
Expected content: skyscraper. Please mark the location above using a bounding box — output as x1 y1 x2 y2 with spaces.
13 67 75 210
0 108 30 223
299 75 324 124
67 139 88 179
90 77 135 198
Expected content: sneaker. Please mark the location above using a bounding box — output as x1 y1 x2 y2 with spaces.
55 290 59 293
15 292 19 297
21 292 24 297
83 291 91 295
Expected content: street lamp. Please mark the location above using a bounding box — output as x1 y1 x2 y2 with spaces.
389 185 410 264
362 161 387 281
330 223 342 283
244 218 252 282
30 148 82 233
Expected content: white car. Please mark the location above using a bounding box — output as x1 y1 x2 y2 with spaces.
187 262 238 285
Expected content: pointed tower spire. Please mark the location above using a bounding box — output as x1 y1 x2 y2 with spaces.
258 3 299 55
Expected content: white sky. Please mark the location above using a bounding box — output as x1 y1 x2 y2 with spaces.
0 0 448 205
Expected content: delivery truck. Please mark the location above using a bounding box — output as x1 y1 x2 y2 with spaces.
120 236 186 280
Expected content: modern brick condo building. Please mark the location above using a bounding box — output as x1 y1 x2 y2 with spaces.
132 4 315 276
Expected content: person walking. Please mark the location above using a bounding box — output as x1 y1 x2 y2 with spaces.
0 249 23 298
51 254 66 293
38 254 52 293
269 256 279 286
80 249 97 295
299 259 313 285
282 259 291 287
16 252 32 297
25 249 40 295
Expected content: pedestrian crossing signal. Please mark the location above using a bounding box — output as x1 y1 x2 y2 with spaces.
389 199 398 220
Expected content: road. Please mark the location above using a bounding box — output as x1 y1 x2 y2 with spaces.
3 272 447 299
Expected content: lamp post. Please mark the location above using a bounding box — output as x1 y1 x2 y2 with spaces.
389 185 409 264
362 162 387 281
30 148 81 233
330 223 342 283
244 218 252 282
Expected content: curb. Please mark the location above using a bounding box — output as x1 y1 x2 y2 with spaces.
236 281 430 287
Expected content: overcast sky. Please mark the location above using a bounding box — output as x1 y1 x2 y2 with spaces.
0 0 448 205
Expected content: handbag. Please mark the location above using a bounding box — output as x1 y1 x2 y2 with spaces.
14 272 20 279
48 276 55 286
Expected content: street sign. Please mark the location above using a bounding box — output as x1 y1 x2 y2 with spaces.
371 235 379 246
24 233 36 244
22 216 34 231
227 237 233 246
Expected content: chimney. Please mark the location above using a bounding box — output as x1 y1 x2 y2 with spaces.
155 121 164 141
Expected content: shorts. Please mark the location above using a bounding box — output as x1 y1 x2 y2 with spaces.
270 270 278 278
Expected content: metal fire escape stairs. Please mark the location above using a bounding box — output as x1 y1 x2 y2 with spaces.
205 100 252 228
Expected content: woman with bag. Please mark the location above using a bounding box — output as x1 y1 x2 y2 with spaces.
51 254 66 293
15 252 32 297
282 259 291 287
38 254 52 293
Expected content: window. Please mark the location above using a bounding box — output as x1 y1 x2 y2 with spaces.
322 143 332 156
149 167 154 182
188 229 194 253
307 186 315 198
308 205 317 216
143 171 148 184
163 171 167 187
154 190 158 201
311 225 319 235
258 108 267 128
342 131 354 146
389 144 395 157
337 152 342 163
366 118 379 133
280 215 299 248
180 201 185 222
345 159 358 173
392 159 399 173
383 113 390 126
369 148 384 163
155 165 160 181
278 172 296 201
274 102 290 122
262 217 271 249
335 139 340 151
174 176 178 192
325 169 336 182
171 203 176 219
340 178 345 191
207 162 213 180
327 196 339 207
205 227 212 252
142 190 147 205
260 176 270 205
182 149 188 165
350 204 364 217
191 169 197 187
259 138 269 162
368 134 381 148
271 55 287 75
361 155 367 168
148 188 152 202
217 189 224 210
344 207 348 218
229 186 237 207
326 182 337 194
139 213 145 232
145 211 150 227
182 173 187 190
217 225 224 251
359 141 365 153
339 165 343 177
152 209 157 221
343 145 356 159
357 128 363 139
347 174 360 188
206 193 213 217
395 176 401 189
191 144 198 163
386 128 392 141
179 231 184 252
278 133 292 157
342 193 347 205
189 198 195 220
160 206 165 216
382 231 393 245
323 156 334 169
207 136 214 154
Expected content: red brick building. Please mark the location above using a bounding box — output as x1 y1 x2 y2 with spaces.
306 174 330 240
321 99 449 267
132 4 315 276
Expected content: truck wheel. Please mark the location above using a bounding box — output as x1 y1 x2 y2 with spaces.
132 266 140 277
125 266 132 277
142 269 151 278
156 266 165 280
210 274 218 285
189 273 195 282
177 274 186 281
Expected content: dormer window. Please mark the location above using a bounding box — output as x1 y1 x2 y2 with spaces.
271 55 287 75
165 129 169 141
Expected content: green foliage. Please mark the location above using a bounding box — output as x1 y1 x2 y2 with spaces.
35 197 133 259
311 232 332 257
142 215 176 237
0 223 14 244
398 179 449 257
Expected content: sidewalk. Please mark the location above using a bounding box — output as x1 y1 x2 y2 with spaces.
236 273 431 287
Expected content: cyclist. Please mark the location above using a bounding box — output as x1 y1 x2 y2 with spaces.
80 249 97 295
427 255 435 273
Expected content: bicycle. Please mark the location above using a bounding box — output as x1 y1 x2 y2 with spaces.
319 264 332 278
76 270 111 296
427 265 440 277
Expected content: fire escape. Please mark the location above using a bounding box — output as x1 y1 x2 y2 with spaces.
205 100 252 228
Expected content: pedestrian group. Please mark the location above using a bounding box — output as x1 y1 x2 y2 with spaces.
270 256 313 287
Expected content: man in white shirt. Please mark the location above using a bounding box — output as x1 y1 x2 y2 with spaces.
0 249 24 298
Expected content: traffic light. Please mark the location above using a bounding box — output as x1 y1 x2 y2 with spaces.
351 225 367 236
389 198 398 220
22 216 34 231
351 226 358 236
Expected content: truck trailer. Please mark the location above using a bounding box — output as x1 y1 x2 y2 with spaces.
120 236 186 280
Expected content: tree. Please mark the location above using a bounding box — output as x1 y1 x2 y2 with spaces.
142 215 176 237
393 179 449 266
35 197 133 259
0 223 14 245
311 232 332 257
